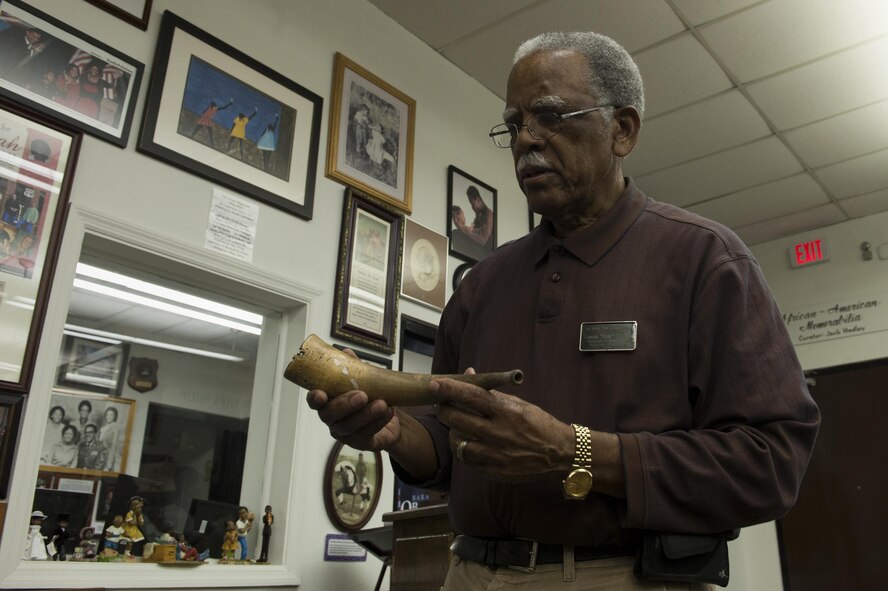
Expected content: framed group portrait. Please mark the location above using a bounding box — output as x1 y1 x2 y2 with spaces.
447 165 497 263
138 11 323 220
400 218 447 312
332 188 404 354
83 0 153 30
55 333 129 395
0 0 144 147
323 440 382 533
41 389 135 476
0 98 81 393
327 52 415 214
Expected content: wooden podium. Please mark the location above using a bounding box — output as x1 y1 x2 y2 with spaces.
382 504 452 591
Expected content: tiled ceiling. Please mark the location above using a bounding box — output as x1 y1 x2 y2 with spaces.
368 0 888 245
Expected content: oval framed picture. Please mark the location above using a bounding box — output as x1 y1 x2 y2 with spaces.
323 441 383 532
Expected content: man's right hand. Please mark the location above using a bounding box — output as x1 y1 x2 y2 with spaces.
306 388 401 451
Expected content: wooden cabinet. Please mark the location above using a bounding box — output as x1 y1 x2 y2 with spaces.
383 504 452 591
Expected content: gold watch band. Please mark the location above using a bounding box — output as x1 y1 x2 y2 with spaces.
572 423 592 469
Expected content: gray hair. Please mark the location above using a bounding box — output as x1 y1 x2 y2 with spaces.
514 32 645 120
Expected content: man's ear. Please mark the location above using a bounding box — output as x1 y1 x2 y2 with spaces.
612 106 641 158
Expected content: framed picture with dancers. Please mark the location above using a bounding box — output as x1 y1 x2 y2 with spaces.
138 11 323 220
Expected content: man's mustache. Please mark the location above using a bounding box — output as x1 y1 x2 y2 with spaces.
516 152 552 175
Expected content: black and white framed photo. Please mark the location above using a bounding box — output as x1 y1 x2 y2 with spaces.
323 440 382 533
332 188 404 354
0 0 144 147
401 218 447 312
138 11 323 220
55 334 129 396
327 52 415 214
447 165 497 263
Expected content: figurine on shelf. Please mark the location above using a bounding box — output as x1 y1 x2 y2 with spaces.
49 512 71 561
123 496 145 556
221 520 238 562
176 533 198 561
257 505 273 563
76 526 98 561
25 510 49 560
103 515 125 555
235 506 253 561
158 521 176 544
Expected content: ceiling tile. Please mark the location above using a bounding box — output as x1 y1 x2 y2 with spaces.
817 148 888 198
671 0 762 26
686 173 830 228
783 99 888 168
442 0 685 100
839 188 888 218
734 203 846 245
367 0 536 49
633 33 734 117
626 90 769 176
746 37 888 130
700 0 888 83
634 137 803 207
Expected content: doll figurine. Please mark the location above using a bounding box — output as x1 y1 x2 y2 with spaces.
123 496 145 556
221 520 238 562
77 527 99 560
235 506 253 561
25 510 49 560
258 505 273 563
49 513 71 561
103 515 125 554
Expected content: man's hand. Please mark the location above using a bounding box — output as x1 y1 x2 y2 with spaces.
431 372 574 483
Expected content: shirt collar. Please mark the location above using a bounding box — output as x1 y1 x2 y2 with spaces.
526 177 647 266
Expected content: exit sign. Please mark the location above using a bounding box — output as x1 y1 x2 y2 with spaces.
789 238 829 268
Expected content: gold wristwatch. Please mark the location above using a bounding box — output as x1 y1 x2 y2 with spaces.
562 423 594 500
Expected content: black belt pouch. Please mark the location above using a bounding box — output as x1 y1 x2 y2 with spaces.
634 529 739 588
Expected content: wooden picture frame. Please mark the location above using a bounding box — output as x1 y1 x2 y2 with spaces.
0 98 81 393
138 11 323 220
447 165 497 263
55 334 129 395
333 343 393 370
0 392 23 497
0 0 144 147
400 218 447 312
41 389 135 476
327 52 415 214
83 0 153 30
332 188 404 354
323 440 382 533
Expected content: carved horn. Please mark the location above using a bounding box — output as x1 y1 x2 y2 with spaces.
284 334 523 406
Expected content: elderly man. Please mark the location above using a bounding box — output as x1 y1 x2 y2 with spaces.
307 31 819 589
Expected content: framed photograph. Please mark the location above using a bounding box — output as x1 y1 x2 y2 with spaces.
323 440 382 532
41 389 135 476
332 188 404 354
326 52 415 214
83 0 153 30
400 218 447 311
138 11 323 220
333 343 392 370
55 334 129 395
0 0 144 147
447 165 497 263
0 392 24 497
0 99 81 393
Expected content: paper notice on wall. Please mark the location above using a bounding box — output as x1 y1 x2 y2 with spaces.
782 292 888 346
323 533 367 562
205 188 258 262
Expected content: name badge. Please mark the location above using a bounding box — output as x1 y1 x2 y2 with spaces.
579 321 637 352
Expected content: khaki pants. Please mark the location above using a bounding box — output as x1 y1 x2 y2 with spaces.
441 555 715 591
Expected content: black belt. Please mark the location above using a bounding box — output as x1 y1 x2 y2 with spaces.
450 535 634 573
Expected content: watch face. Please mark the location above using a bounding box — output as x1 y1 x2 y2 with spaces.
563 469 593 499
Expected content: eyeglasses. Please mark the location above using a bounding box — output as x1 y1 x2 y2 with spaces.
488 106 609 148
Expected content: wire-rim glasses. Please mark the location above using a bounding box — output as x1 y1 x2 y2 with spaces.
488 106 609 148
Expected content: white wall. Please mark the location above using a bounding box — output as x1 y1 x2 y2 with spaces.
8 0 885 589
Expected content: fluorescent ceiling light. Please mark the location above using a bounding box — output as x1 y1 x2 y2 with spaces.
64 325 245 362
73 278 262 335
75 263 264 326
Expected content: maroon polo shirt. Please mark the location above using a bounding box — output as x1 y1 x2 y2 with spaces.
395 179 819 548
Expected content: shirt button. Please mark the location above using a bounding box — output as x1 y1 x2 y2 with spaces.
551 273 561 282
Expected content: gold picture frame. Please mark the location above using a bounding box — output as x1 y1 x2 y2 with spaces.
326 52 415 214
